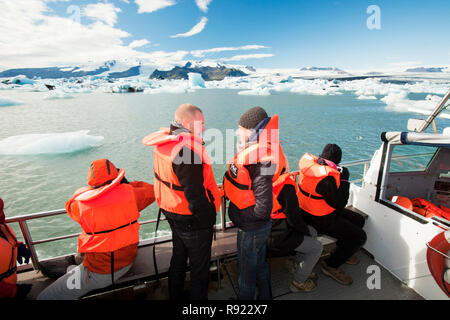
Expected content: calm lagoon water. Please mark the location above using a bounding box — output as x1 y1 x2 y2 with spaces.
1 89 449 259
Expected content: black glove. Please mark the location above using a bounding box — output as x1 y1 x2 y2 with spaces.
341 167 349 181
17 243 31 264
15 283 32 299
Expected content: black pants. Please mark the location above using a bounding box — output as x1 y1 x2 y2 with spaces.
168 226 213 300
304 208 367 268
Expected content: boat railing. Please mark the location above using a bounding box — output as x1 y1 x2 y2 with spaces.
5 157 375 272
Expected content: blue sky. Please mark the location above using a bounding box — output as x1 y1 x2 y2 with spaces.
2 0 449 70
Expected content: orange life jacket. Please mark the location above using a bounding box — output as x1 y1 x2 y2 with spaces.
391 195 414 211
68 169 141 253
271 172 298 220
0 224 18 285
223 115 281 210
411 198 450 221
142 128 221 215
297 153 341 216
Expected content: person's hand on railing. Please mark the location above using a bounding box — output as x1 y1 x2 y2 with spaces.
341 167 350 181
17 243 31 264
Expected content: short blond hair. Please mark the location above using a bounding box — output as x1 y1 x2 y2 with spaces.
175 103 203 123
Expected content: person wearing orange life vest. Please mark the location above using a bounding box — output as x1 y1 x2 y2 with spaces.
224 106 279 300
269 165 323 293
143 104 220 300
37 159 155 300
298 144 367 286
0 197 32 299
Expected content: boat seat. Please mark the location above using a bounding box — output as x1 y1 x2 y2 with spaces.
81 228 239 299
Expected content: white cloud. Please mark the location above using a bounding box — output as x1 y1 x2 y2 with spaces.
191 45 269 58
170 17 208 38
135 0 176 13
83 3 121 26
129 39 150 48
220 53 275 62
0 1 138 68
195 0 212 13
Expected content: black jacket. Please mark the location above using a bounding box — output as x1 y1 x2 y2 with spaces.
269 184 311 257
161 124 216 231
228 161 275 231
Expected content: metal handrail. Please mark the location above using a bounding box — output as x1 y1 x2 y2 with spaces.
4 155 403 271
5 157 373 271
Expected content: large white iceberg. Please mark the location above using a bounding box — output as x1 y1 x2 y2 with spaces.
0 130 104 155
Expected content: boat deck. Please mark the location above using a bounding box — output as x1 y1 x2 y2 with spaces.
17 224 423 300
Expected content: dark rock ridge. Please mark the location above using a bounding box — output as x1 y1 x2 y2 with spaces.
150 62 247 81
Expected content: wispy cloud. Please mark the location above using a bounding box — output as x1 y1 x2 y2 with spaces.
83 3 121 27
191 45 269 58
170 17 208 38
135 0 176 14
220 53 275 62
195 0 212 13
128 39 150 48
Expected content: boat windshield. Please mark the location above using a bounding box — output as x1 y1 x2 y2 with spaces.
389 145 437 173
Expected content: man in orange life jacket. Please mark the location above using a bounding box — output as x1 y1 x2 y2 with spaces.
0 197 32 299
298 144 367 285
37 159 154 300
143 104 220 300
223 106 277 300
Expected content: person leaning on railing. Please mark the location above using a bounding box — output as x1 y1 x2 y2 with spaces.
298 144 367 286
37 159 155 300
0 197 32 299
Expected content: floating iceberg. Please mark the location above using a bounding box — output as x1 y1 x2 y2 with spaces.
0 130 104 155
188 72 205 88
381 91 448 118
357 95 377 100
0 97 23 107
44 90 74 100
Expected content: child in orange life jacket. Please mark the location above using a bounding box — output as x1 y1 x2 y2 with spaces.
37 159 155 300
0 197 32 299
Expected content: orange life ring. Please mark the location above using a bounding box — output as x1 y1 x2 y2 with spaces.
426 231 450 297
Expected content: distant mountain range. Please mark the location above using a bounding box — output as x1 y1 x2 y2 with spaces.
405 67 447 73
300 66 344 72
150 62 248 81
0 60 141 79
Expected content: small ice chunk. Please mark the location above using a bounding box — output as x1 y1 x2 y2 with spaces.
0 96 23 107
44 90 74 100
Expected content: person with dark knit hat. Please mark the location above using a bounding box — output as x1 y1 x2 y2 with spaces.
298 144 367 286
223 106 278 300
0 197 33 299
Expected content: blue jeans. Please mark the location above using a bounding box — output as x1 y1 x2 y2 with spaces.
237 221 272 300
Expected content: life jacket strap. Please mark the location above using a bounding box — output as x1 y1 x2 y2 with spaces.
154 172 184 191
86 220 138 235
298 185 324 200
224 171 250 190
0 266 17 282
